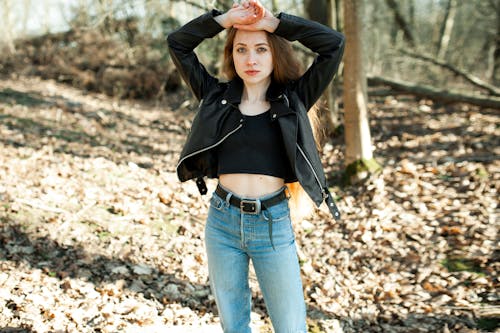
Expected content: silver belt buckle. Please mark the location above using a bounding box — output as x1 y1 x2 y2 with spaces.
240 199 260 214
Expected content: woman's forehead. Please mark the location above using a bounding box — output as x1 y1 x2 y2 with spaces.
233 30 269 45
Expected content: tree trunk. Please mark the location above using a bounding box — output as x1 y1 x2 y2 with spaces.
271 0 279 13
336 0 343 31
304 0 329 26
385 0 415 47
329 0 338 29
96 0 116 34
21 0 31 37
437 0 457 60
1 0 16 54
327 0 342 130
343 0 375 175
408 0 415 33
493 3 500 86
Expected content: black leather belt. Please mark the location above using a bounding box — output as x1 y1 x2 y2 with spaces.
215 184 289 214
215 184 290 250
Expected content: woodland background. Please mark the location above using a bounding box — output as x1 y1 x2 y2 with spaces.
0 0 498 332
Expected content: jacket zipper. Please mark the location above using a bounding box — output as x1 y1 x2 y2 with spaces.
282 94 289 107
176 123 243 169
296 143 327 199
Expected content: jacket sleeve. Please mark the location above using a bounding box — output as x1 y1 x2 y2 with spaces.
273 13 345 111
167 10 225 101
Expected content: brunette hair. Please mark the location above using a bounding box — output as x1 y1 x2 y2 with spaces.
222 28 322 220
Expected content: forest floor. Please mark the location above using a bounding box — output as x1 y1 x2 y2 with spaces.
0 75 498 333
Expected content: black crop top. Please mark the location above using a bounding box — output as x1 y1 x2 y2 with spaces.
217 110 291 179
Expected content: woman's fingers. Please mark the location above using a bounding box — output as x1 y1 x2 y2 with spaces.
233 22 260 31
228 5 256 25
249 0 265 20
228 0 267 27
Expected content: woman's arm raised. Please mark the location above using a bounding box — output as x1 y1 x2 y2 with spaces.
274 13 345 110
167 3 263 101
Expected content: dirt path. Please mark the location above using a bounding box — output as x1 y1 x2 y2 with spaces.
0 76 498 332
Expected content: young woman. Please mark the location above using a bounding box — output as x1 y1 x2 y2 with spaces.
167 1 344 332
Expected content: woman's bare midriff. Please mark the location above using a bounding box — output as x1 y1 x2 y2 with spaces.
219 173 285 198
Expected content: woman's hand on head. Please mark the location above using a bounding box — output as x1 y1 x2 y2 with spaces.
233 3 279 33
239 0 265 15
214 1 263 29
215 0 277 31
227 1 265 26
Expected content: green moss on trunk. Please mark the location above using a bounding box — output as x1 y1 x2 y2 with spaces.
343 158 382 185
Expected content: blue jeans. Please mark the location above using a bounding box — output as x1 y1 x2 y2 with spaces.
205 186 307 333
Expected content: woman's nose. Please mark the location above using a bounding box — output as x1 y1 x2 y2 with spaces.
247 53 257 65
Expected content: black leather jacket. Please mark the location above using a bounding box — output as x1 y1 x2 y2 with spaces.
167 10 345 219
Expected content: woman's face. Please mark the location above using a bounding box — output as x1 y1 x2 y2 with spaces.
232 29 273 86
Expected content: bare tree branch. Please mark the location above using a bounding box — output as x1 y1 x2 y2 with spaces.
169 0 210 11
398 49 500 96
368 75 500 109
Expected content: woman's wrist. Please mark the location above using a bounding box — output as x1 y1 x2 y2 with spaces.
214 12 232 29
264 15 280 32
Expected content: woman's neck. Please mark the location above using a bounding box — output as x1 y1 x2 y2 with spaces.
242 79 271 103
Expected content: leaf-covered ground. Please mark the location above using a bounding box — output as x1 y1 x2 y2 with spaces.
0 76 498 333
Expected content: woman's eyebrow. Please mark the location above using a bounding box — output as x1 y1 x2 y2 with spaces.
235 42 269 46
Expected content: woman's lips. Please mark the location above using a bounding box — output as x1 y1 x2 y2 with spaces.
245 70 260 76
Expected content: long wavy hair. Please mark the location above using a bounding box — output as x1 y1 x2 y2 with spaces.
222 28 323 221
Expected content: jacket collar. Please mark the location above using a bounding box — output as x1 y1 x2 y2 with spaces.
266 79 287 102
223 77 287 105
223 78 243 105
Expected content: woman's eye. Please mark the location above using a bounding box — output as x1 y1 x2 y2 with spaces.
257 47 268 53
236 47 246 53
